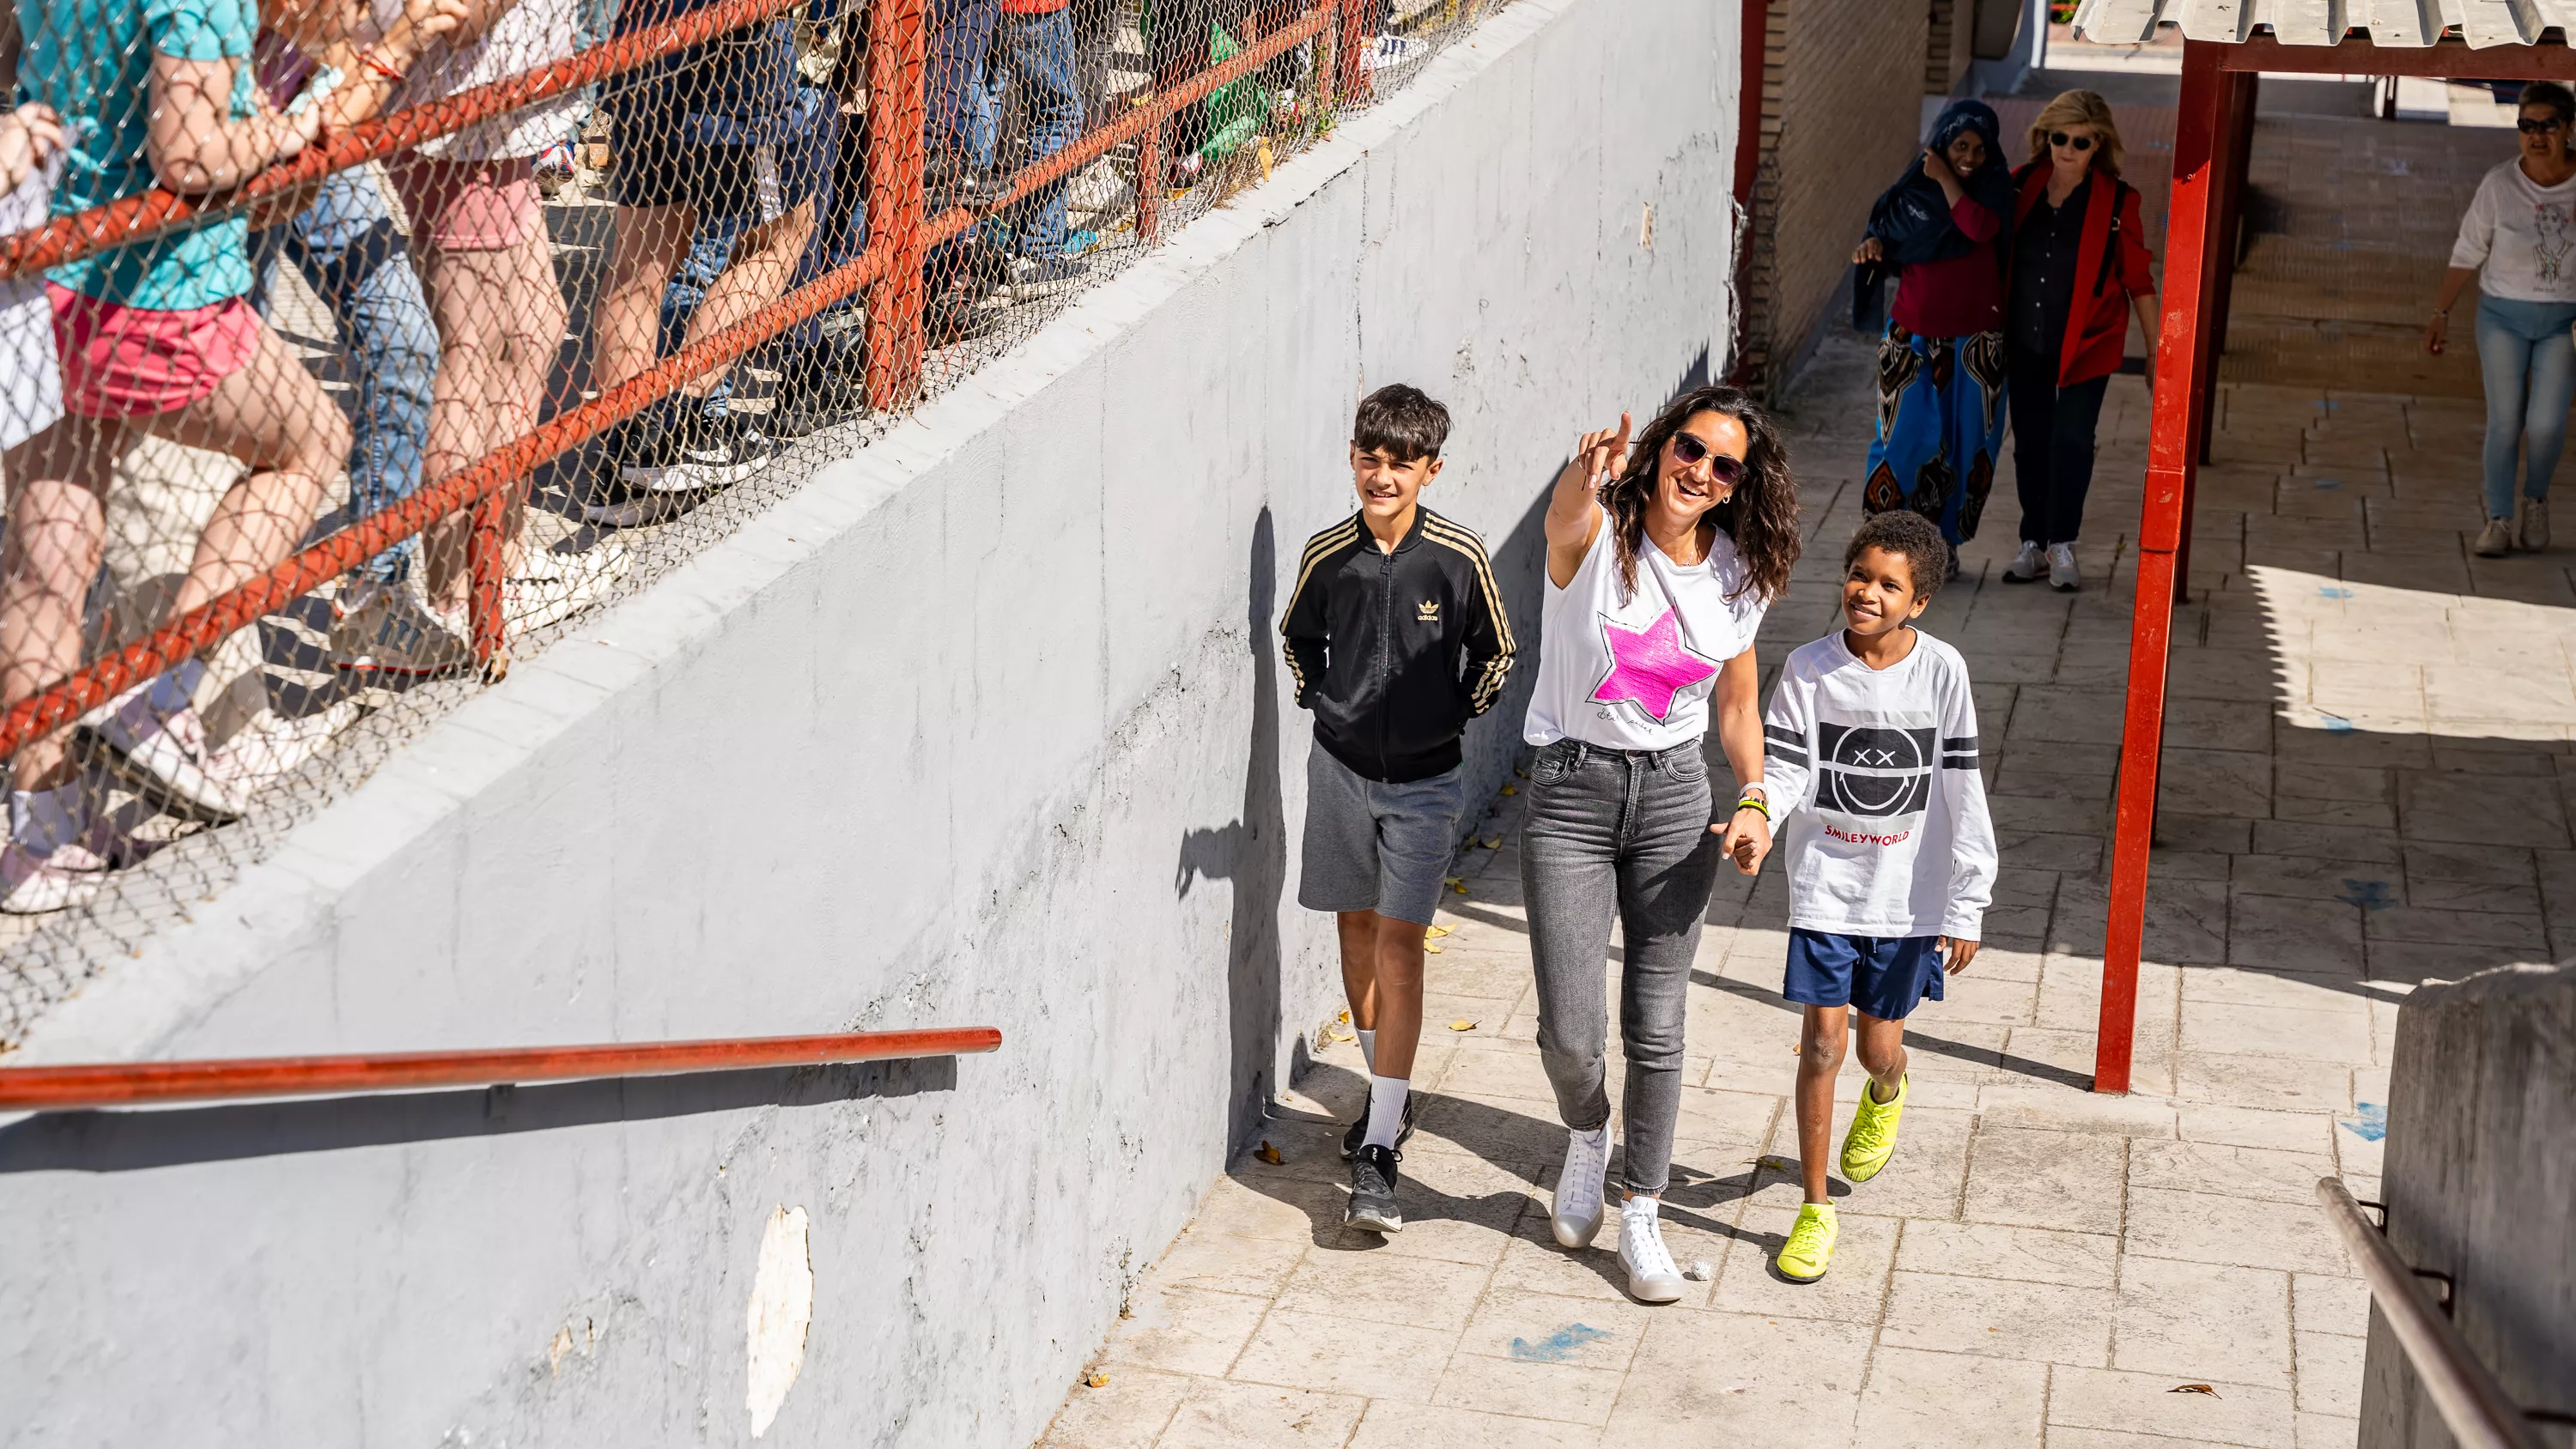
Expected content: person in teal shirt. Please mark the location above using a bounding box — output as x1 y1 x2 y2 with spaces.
1 0 349 912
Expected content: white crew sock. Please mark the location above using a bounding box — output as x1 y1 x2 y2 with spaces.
1362 1074 1409 1150
1356 1028 1376 1074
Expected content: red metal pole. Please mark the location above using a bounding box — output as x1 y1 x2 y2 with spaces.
1339 0 1374 106
866 0 929 412
2099 39 2227 1095
0 1028 1003 1112
467 491 510 676
1727 0 1770 385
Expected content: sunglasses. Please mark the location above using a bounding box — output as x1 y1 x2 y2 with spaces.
1668 432 1749 486
2519 116 2568 134
2049 130 2096 152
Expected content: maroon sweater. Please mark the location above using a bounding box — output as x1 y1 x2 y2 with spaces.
1890 194 2004 339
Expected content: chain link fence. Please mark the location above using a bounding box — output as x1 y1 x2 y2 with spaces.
0 0 1512 1042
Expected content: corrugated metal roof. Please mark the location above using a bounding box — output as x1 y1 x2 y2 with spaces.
2070 0 2576 48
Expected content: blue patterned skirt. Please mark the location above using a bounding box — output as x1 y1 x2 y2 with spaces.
1862 325 2009 545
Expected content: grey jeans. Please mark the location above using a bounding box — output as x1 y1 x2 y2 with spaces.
1520 737 1722 1196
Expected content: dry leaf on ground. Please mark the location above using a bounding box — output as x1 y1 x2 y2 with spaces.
2168 1385 2221 1398
1449 1019 1479 1032
1256 1142 1283 1165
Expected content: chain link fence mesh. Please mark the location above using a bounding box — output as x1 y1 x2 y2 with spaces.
0 0 1515 1041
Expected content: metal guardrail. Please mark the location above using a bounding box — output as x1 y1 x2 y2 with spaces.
2313 1178 2553 1449
0 1028 1002 1111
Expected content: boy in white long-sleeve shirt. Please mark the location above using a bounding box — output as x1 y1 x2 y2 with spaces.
1748 509 1996 1282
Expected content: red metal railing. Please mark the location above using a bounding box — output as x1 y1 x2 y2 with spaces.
0 0 1365 759
0 1027 1003 1110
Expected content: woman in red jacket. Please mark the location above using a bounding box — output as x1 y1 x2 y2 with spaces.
2002 90 2160 591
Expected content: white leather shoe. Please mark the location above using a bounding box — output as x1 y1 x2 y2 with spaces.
1619 1196 1686 1304
1552 1124 1610 1249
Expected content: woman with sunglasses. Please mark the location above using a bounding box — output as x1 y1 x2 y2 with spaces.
1851 99 2014 579
1520 386 1801 1303
2002 89 2159 592
2428 81 2576 557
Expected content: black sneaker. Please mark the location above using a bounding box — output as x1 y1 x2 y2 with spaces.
1340 1088 1421 1159
1345 1143 1403 1234
770 340 868 439
581 410 775 526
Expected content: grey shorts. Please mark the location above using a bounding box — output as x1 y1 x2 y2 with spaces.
1299 743 1467 927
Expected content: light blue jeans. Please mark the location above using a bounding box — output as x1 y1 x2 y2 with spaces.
2473 294 2576 520
933 0 1085 256
248 169 437 584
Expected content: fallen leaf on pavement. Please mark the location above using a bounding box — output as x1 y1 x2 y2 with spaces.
2168 1385 2221 1398
1499 784 1517 796
1449 1019 1479 1032
1256 1142 1283 1165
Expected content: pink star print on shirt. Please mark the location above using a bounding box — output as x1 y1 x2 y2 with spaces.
1589 609 1720 722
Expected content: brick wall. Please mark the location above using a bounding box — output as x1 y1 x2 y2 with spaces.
1926 0 1971 94
1740 0 1930 400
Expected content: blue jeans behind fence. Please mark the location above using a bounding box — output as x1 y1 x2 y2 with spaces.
249 169 435 585
2473 294 2576 521
933 0 1085 258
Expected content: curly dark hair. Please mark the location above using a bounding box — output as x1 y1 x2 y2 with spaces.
1601 385 1802 605
1844 508 1949 603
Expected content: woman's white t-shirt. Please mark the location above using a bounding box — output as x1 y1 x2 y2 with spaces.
2451 159 2576 303
1523 506 1769 752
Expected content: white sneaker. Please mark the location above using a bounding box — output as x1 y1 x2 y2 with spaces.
204 700 364 792
2521 495 2550 551
507 537 631 634
0 839 107 915
331 579 472 679
1552 1124 1611 1249
1618 1195 1686 1304
2046 542 2080 591
2002 540 2044 583
75 664 249 823
2476 517 2513 557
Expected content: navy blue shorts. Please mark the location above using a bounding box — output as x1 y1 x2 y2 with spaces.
1783 930 1946 1021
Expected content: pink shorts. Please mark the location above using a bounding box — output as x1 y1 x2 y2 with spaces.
389 155 541 252
47 283 262 419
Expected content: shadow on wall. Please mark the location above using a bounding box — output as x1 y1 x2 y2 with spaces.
0 1057 956 1173
1174 509 1293 1155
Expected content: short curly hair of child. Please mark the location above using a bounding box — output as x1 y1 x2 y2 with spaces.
1844 510 1950 602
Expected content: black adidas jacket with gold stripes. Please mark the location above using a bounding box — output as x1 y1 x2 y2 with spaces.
1280 505 1517 784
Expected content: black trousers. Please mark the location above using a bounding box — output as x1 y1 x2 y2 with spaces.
2006 352 2111 545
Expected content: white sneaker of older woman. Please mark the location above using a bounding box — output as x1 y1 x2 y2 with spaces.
2003 540 2044 583
2047 542 2080 591
2476 517 2515 557
2521 496 2550 550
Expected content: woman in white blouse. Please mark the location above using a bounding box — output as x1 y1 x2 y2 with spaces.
2427 80 2576 557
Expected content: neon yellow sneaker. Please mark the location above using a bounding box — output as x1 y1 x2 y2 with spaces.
1840 1073 1909 1183
1777 1202 1838 1282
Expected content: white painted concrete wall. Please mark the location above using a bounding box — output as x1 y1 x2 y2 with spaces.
0 1 1742 1441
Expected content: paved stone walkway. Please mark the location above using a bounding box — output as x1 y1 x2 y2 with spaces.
1030 319 2576 1442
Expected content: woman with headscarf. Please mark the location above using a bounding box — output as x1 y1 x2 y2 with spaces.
1852 100 2014 578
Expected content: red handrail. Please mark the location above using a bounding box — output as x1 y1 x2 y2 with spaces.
0 1026 1003 1109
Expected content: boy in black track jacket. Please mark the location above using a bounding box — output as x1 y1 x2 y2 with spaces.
1280 384 1516 1234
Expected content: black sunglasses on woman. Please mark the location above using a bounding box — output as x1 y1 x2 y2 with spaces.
1668 431 1748 485
2049 130 2095 152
